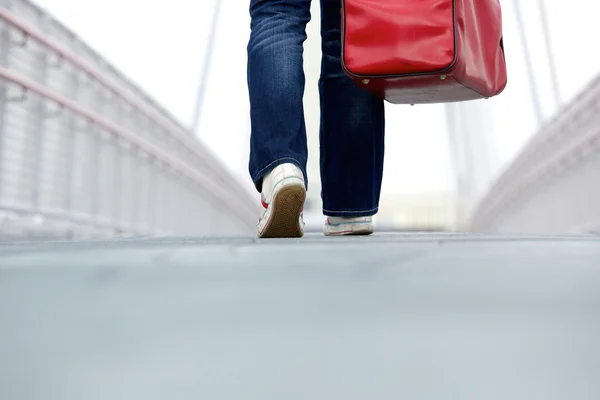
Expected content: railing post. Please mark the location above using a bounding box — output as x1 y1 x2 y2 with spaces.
30 15 51 213
147 157 156 231
64 40 82 216
0 79 6 205
88 84 104 223
112 137 123 229
129 150 140 229
111 99 124 229
89 125 101 221
0 2 12 202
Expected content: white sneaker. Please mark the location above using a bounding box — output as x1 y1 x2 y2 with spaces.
257 163 306 238
324 216 374 236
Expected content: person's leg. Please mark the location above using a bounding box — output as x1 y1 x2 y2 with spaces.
318 0 385 235
247 0 312 192
247 0 312 238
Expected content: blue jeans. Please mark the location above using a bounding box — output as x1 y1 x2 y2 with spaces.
247 0 385 217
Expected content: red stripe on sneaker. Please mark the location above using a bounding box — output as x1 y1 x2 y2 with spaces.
261 199 269 209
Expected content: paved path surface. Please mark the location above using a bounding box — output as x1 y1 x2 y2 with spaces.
1 234 600 399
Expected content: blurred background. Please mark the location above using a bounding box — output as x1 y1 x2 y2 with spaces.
0 0 599 240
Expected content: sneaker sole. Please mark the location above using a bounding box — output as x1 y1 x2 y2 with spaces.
259 184 306 238
325 228 374 236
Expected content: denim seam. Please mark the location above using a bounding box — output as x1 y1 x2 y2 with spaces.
252 157 302 184
322 207 379 213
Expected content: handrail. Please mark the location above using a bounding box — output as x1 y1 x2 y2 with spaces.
0 203 157 237
0 7 254 206
472 116 600 228
481 76 600 201
471 73 600 228
0 67 257 228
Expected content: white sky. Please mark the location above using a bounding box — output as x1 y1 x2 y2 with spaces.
33 0 600 198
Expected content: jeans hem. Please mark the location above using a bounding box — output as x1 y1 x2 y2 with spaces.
251 157 305 192
322 207 378 218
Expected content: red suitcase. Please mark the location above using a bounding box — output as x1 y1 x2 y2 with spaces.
341 0 507 104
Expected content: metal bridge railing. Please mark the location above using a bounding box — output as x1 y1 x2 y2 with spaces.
471 73 600 233
0 0 256 239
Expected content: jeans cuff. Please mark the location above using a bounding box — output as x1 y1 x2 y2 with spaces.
322 207 378 218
